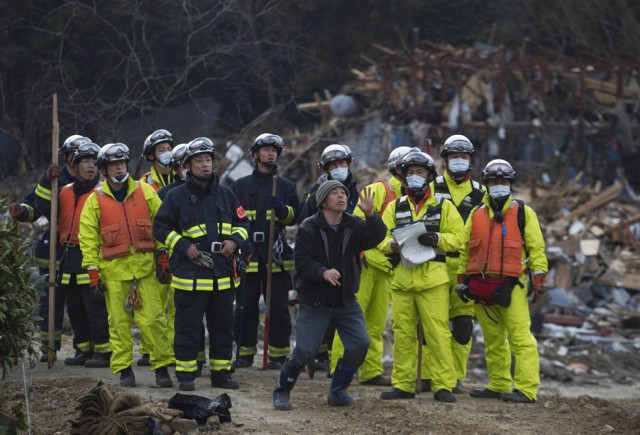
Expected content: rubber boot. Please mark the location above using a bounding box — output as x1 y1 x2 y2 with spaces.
85 352 111 368
211 370 239 390
327 359 357 407
273 368 299 410
119 366 136 387
64 350 93 366
155 366 174 388
176 371 195 391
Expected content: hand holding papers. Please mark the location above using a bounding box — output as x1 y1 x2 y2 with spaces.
391 222 436 268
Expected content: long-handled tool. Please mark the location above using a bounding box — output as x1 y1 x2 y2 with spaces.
47 92 59 368
260 174 278 370
234 251 248 367
416 319 424 394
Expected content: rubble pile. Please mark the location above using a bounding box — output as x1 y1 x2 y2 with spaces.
519 175 640 385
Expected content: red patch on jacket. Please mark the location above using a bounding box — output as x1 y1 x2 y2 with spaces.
236 206 247 218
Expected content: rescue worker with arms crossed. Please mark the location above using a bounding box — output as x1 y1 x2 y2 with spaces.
378 151 464 403
35 142 111 368
153 137 249 391
329 146 414 385
79 143 173 388
456 159 548 403
420 135 485 394
232 133 299 369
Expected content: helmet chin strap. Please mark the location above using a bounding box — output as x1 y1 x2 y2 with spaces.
255 157 277 170
109 173 130 184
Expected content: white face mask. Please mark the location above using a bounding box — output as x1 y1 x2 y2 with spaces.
109 173 130 184
406 175 426 190
181 169 188 180
448 158 470 174
489 184 511 199
157 151 172 167
329 167 349 182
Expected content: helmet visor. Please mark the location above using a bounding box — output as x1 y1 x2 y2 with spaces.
256 135 283 148
484 162 515 178
150 129 172 144
105 143 130 160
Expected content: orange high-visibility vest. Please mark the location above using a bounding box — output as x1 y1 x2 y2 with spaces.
96 182 155 260
58 184 93 246
466 202 523 277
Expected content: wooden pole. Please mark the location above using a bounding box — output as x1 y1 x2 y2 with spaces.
260 174 278 370
416 320 424 394
47 92 59 368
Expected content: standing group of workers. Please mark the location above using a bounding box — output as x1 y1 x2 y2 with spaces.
10 130 547 408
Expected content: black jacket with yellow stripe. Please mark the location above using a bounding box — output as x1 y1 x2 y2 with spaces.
232 168 299 272
153 174 249 291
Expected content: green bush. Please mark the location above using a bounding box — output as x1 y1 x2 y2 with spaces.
0 196 39 379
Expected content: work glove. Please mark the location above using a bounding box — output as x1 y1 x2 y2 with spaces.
9 203 22 220
155 251 171 284
532 273 546 297
44 163 60 181
269 195 283 210
455 275 470 303
417 232 439 247
88 269 107 297
455 283 470 303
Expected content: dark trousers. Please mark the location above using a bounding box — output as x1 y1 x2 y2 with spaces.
287 301 370 371
174 288 234 378
64 274 109 351
38 269 65 350
236 265 292 357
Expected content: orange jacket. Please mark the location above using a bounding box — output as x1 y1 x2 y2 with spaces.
95 182 155 260
466 202 523 277
58 184 93 246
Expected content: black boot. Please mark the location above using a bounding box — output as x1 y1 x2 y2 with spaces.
194 360 205 377
137 353 151 366
155 366 174 388
502 389 535 403
268 356 286 370
64 350 93 366
119 366 136 387
273 368 299 410
177 372 195 391
84 352 111 368
380 388 415 400
327 359 357 406
235 355 254 368
211 370 239 390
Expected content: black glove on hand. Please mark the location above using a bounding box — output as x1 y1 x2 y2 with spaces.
270 195 284 210
418 232 438 247
455 283 470 303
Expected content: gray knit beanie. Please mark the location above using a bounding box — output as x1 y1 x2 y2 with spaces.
316 180 349 209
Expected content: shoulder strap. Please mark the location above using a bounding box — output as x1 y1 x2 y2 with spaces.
514 199 526 238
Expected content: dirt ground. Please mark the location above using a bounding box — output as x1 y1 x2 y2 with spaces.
1 334 640 435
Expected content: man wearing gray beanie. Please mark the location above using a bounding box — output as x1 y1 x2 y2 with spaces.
273 184 387 410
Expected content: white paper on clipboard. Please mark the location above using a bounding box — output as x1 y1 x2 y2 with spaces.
391 222 436 268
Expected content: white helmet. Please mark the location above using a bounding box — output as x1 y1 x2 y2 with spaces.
318 144 353 170
388 146 420 171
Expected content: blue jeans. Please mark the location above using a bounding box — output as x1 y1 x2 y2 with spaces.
288 300 369 371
